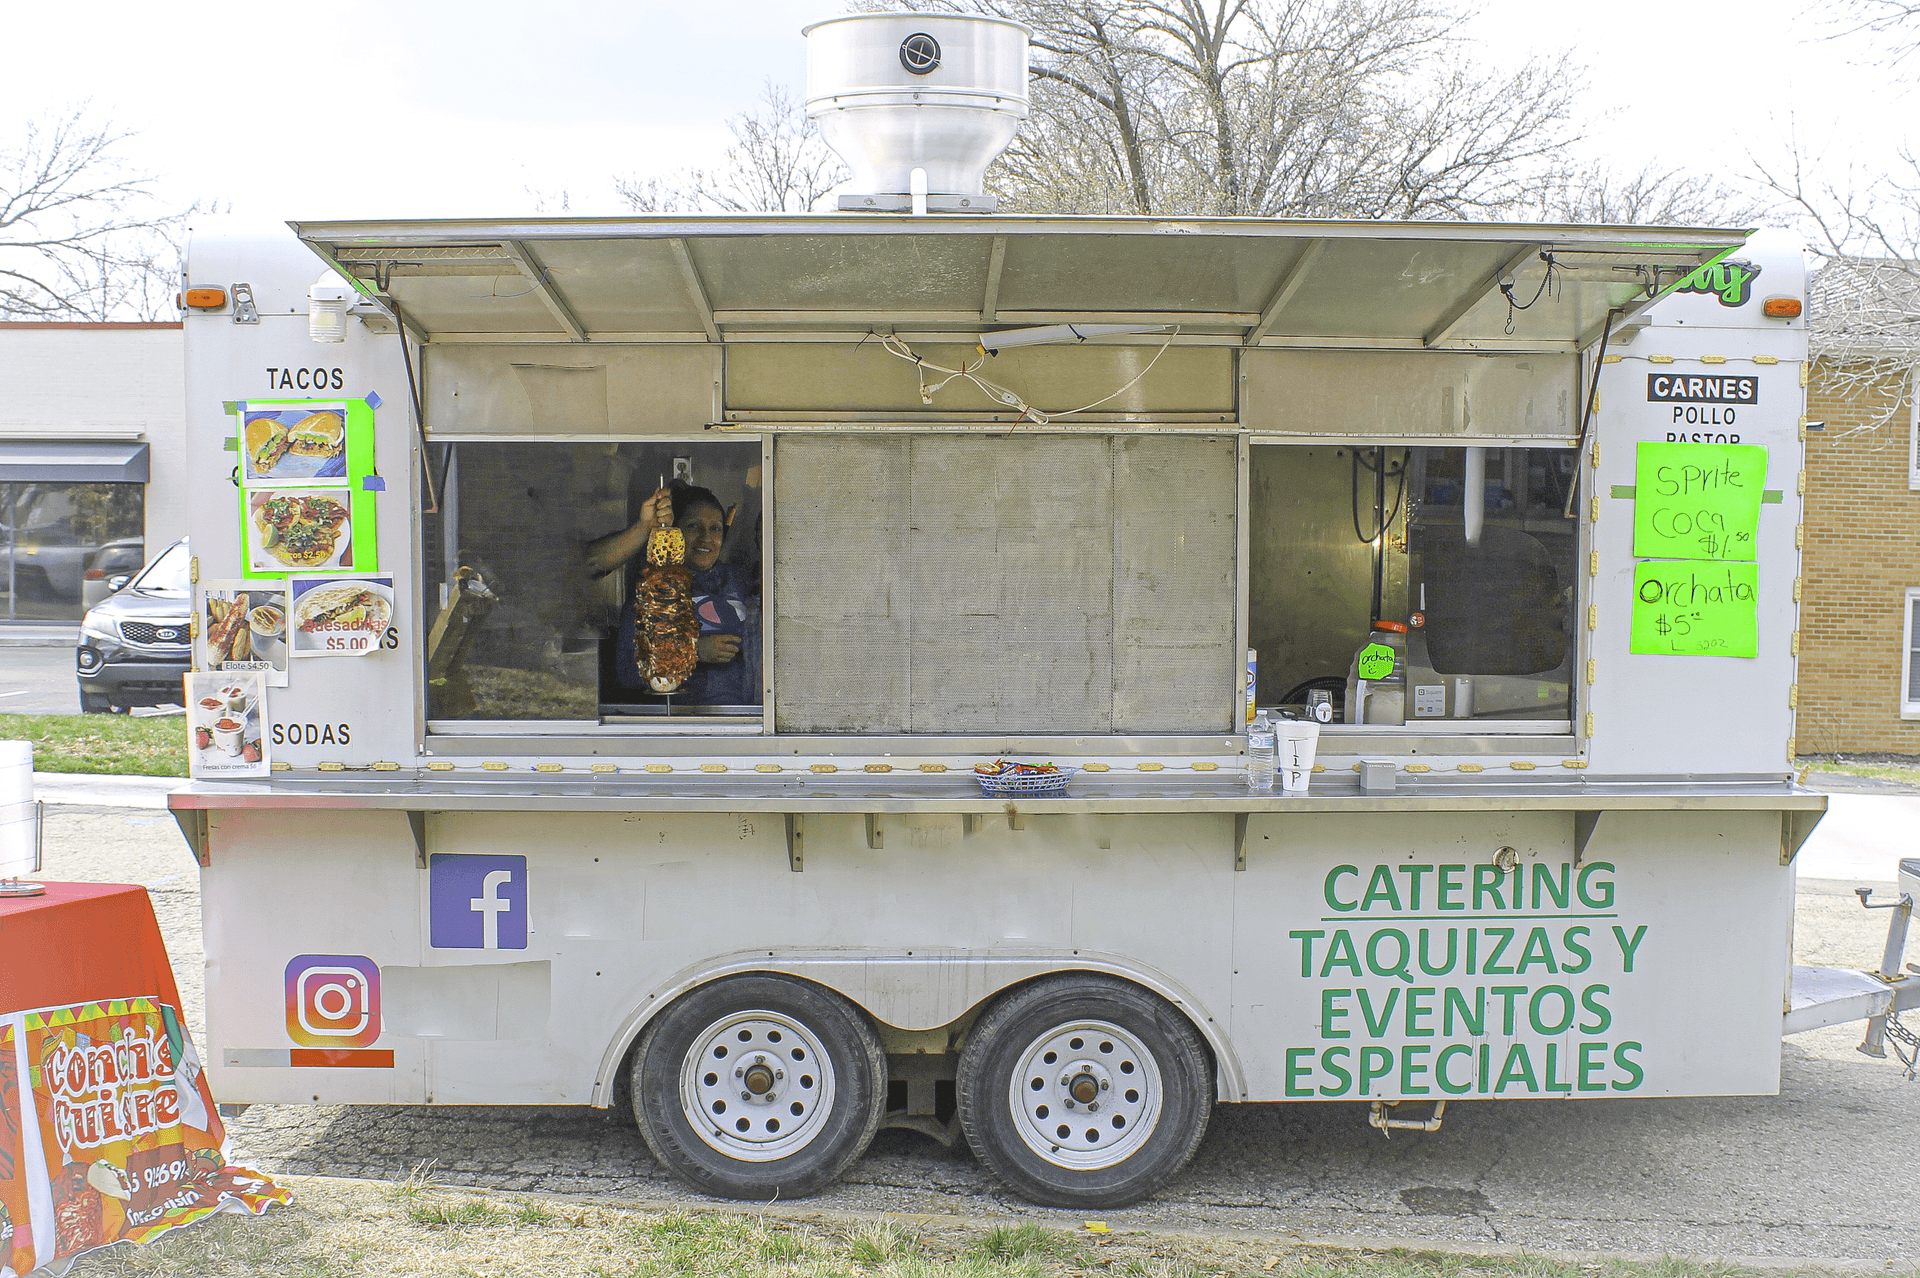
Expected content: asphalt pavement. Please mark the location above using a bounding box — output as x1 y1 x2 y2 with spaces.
0 644 81 714
26 800 1920 1268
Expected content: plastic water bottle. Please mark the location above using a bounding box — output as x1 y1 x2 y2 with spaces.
1247 711 1277 793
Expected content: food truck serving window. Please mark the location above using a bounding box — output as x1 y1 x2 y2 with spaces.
1250 444 1577 729
421 440 762 726
772 434 1238 734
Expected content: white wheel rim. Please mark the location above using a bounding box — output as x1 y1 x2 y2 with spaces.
1006 1018 1162 1170
679 1009 837 1162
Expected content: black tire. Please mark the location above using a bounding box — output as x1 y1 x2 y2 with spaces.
957 974 1213 1209
78 689 111 714
630 974 886 1200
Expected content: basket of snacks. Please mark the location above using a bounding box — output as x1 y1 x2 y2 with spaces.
973 759 1077 797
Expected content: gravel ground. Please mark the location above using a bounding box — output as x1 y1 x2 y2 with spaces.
30 805 1920 1267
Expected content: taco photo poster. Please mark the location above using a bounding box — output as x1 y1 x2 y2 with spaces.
239 404 347 486
290 576 394 657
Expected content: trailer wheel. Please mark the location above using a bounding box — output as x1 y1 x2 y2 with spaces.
630 974 886 1200
957 974 1212 1209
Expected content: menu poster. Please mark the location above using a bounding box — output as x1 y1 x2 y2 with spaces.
183 671 271 778
1631 441 1768 562
195 582 289 688
289 576 394 658
233 397 378 581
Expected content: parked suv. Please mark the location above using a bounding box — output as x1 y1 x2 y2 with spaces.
77 539 190 713
82 537 147 611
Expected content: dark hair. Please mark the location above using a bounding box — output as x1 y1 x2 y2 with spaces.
669 482 725 525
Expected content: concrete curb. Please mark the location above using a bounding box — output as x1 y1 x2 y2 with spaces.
0 626 78 648
34 771 179 809
282 1174 1917 1274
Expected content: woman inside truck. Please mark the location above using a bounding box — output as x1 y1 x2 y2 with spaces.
589 482 760 706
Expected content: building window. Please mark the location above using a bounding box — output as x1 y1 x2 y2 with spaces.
1 483 146 623
1905 588 1920 720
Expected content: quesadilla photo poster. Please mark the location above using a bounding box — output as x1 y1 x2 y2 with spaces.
233 397 378 580
289 575 395 657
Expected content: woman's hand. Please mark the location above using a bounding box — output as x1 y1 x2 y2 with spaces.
584 486 675 576
637 486 673 535
697 634 741 664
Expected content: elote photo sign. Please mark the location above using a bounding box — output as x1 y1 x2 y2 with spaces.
195 581 290 688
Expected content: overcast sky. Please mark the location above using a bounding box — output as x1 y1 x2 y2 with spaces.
0 0 1906 224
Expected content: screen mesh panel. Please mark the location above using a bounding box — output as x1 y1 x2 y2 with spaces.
773 435 1236 734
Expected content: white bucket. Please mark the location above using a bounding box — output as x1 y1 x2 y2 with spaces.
1275 720 1319 793
0 740 37 878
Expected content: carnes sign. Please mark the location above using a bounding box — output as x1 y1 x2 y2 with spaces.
1280 858 1649 1100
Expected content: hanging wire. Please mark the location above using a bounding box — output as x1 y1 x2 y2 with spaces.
874 328 1181 426
1350 448 1408 544
1500 252 1561 335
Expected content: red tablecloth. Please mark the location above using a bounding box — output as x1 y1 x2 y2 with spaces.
0 882 286 1275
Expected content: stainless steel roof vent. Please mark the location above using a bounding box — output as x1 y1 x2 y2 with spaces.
804 12 1030 213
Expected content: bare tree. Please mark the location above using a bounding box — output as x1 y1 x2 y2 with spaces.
616 83 848 214
1525 160 1770 227
0 106 181 321
859 0 1588 219
1820 0 1920 72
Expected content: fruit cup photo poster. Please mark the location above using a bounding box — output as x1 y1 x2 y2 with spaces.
0 1000 289 1274
183 671 271 778
195 582 290 688
232 397 378 581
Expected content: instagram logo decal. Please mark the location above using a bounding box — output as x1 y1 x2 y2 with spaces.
284 955 382 1048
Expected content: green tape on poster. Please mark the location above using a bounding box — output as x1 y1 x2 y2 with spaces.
1630 560 1758 657
1632 441 1768 561
231 398 378 578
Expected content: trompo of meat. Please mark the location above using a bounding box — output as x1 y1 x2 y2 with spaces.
635 528 699 694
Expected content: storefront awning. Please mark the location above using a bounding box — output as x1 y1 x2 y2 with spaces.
291 213 1752 354
0 440 150 483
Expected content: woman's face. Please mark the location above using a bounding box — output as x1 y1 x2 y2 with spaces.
677 503 726 572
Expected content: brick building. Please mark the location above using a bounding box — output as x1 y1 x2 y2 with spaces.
1796 260 1920 754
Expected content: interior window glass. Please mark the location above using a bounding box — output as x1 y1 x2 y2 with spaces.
1250 445 1576 727
420 440 762 724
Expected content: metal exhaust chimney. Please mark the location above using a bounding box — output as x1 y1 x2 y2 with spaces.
804 12 1030 213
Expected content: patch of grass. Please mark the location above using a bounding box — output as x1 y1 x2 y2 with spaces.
1805 759 1920 782
1 711 186 777
407 1197 509 1229
847 1219 916 1267
971 1222 1085 1264
511 1198 557 1226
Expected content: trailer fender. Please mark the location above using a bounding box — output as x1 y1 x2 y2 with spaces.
591 949 1247 1107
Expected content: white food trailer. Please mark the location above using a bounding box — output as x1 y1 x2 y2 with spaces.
168 13 1916 1210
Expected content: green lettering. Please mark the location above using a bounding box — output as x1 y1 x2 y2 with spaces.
1397 864 1434 910
1579 984 1612 1034
1612 924 1648 973
1404 987 1435 1037
1494 1043 1538 1093
1515 927 1559 975
1529 985 1576 1035
1417 927 1458 976
1561 926 1592 974
1360 864 1402 912
1531 862 1570 910
1611 1041 1644 1091
1473 863 1507 910
1289 929 1326 978
1320 988 1352 1039
1321 930 1363 977
1325 865 1360 912
1577 1041 1608 1091
1482 927 1516 975
1544 1042 1573 1093
1577 861 1616 909
1358 1046 1394 1095
1436 1044 1474 1095
1358 987 1401 1037
1491 984 1527 1035
1365 928 1414 983
1320 1046 1352 1097
1400 1044 1432 1095
1443 986 1485 1036
1438 864 1467 910
1286 1047 1316 1097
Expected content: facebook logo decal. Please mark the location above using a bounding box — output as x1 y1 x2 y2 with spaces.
429 854 528 950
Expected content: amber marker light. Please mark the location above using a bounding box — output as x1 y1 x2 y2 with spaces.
1761 296 1803 318
183 287 227 309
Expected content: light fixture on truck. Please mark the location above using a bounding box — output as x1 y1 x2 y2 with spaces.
183 287 226 309
1762 296 1803 318
309 273 356 343
976 322 1171 355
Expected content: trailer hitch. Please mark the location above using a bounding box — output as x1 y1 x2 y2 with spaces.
1368 1099 1446 1138
1855 886 1916 1076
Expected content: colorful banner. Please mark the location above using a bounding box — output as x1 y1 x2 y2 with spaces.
234 397 378 580
0 997 287 1275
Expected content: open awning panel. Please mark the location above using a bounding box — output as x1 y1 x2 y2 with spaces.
297 214 1749 352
